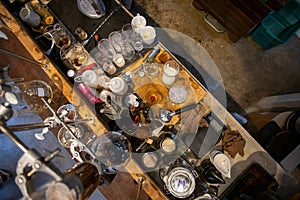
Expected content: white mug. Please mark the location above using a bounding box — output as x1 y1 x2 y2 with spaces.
131 14 146 33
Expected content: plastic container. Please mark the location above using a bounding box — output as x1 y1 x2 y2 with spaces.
273 0 300 27
251 12 284 49
251 10 300 49
261 12 287 37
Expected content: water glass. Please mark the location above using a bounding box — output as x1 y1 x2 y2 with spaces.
54 23 72 48
43 23 72 48
169 85 188 104
162 60 179 85
109 31 125 53
120 42 135 61
113 53 126 67
60 43 87 70
143 62 159 78
122 23 134 41
97 39 116 59
102 61 117 75
131 32 144 51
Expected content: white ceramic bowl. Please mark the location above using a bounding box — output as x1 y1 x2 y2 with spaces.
139 26 156 45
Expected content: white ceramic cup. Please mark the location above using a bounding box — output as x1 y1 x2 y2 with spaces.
139 26 156 45
19 6 41 27
131 14 146 33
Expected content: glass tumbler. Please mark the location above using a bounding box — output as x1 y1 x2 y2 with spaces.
122 23 134 41
143 62 159 78
131 32 143 51
71 43 87 67
162 60 180 85
113 53 125 68
108 31 124 53
97 39 116 60
60 43 87 70
52 23 72 48
120 42 135 61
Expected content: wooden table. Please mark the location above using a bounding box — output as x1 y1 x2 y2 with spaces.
1 1 299 199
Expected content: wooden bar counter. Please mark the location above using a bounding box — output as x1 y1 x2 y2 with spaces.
1 1 299 200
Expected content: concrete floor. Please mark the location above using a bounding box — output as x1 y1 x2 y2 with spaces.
134 0 300 111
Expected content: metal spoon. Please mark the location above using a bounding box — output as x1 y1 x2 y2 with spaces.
160 102 199 123
81 6 121 46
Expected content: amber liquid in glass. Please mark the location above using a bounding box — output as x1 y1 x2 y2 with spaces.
58 37 71 48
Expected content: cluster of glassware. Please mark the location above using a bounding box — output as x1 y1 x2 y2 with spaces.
93 23 146 75
41 22 89 70
91 13 157 75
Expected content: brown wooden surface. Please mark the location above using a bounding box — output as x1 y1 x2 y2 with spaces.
0 2 107 135
98 171 149 200
193 0 272 41
0 22 68 118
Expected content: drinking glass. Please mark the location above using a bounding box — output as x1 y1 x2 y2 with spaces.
60 43 88 70
130 32 144 51
102 61 117 75
54 23 72 48
93 51 117 75
97 39 116 59
43 23 72 48
122 23 134 41
113 53 125 68
143 62 159 78
169 85 188 104
162 60 180 85
120 42 135 61
139 26 156 45
108 31 124 53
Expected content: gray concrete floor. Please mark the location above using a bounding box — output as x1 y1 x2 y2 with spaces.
134 0 300 111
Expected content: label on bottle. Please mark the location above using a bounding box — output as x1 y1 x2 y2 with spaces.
37 88 45 97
